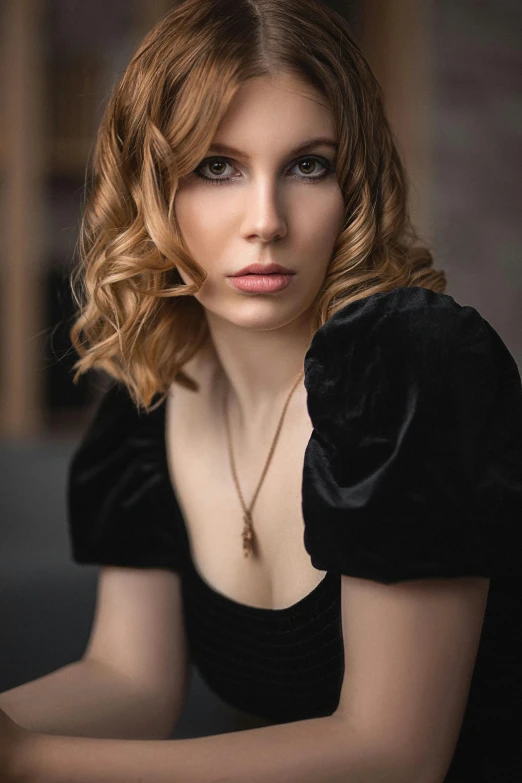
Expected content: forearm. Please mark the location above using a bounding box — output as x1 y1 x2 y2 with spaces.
0 659 172 740
21 713 425 783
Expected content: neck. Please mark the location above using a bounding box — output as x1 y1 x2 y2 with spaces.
200 307 314 433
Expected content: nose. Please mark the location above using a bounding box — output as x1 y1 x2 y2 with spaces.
240 178 288 243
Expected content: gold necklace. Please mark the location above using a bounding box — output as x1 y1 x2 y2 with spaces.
223 369 305 558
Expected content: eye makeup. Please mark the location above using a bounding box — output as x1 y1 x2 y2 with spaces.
192 155 336 186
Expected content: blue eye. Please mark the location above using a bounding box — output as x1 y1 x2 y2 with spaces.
193 156 335 186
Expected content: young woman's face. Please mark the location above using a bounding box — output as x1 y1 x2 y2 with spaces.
174 72 345 332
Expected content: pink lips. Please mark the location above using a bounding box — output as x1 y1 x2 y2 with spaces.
229 273 294 293
228 262 296 294
231 262 295 276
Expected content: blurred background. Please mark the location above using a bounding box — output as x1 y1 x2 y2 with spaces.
0 0 521 738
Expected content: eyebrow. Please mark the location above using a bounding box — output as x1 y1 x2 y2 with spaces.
206 137 339 159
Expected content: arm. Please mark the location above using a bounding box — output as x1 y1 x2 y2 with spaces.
0 658 173 740
1 566 189 740
18 712 415 783
15 573 489 783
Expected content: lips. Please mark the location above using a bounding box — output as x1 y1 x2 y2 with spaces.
229 273 295 293
230 262 295 276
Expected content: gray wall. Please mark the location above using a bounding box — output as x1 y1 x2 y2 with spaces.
431 0 522 365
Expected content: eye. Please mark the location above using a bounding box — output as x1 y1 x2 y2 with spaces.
192 155 335 185
199 159 237 181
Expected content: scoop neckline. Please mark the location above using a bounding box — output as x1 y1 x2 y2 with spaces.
185 552 335 615
157 390 336 615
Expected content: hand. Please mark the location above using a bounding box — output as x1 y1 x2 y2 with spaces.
0 706 31 782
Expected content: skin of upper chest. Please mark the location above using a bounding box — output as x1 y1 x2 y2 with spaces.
164 369 326 610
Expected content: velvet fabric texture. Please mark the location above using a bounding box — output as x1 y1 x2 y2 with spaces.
67 383 190 571
302 286 522 583
67 286 522 781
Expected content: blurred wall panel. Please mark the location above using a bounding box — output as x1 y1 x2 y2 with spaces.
0 1 178 438
431 0 522 365
0 0 46 436
362 0 433 247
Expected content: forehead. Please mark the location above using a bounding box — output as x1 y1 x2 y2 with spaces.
209 73 336 156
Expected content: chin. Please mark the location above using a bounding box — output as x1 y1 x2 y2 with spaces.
201 294 317 332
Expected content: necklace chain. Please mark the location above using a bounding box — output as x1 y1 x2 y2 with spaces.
223 369 305 558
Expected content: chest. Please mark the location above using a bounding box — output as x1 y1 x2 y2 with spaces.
164 385 326 610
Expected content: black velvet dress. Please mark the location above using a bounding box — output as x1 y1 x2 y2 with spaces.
68 286 522 782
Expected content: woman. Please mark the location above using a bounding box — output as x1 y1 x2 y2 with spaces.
1 0 521 780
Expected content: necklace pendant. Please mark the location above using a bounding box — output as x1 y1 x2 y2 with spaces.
242 511 254 558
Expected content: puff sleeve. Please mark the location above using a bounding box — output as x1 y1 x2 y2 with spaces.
67 382 186 571
302 286 522 583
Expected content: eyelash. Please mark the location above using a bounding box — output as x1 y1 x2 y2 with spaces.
193 155 334 186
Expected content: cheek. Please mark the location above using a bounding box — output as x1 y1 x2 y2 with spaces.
173 190 231 295
174 189 236 253
322 186 345 226
297 190 345 250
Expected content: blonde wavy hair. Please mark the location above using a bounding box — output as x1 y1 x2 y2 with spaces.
70 0 446 411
